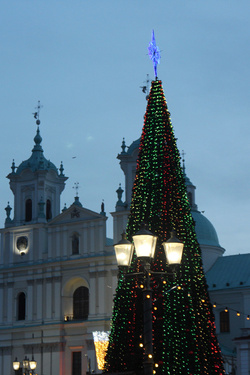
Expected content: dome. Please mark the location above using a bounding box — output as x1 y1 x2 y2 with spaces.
191 209 221 247
127 138 140 155
15 127 58 175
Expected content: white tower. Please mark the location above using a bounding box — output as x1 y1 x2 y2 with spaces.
6 124 67 227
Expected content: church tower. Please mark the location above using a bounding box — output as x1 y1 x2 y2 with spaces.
0 108 115 375
112 138 139 244
113 137 225 271
6 120 67 227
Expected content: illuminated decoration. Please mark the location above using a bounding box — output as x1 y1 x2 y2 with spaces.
93 331 110 370
148 30 161 78
212 301 250 319
104 79 225 374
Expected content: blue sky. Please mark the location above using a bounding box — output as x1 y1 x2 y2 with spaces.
0 1 249 255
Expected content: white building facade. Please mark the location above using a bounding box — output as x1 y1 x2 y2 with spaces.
0 124 117 375
1 123 250 375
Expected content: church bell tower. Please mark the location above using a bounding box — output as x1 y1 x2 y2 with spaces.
6 107 67 227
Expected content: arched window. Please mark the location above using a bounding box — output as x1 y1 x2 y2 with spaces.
25 199 32 222
73 286 89 320
220 310 230 333
46 199 52 220
17 292 26 320
72 233 79 255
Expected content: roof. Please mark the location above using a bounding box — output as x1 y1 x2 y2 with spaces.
15 127 59 175
126 138 140 155
192 210 221 247
206 253 250 291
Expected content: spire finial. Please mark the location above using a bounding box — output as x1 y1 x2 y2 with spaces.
33 100 43 126
5 201 12 225
148 30 161 78
59 161 65 176
11 159 16 174
121 138 127 154
116 183 124 205
73 182 80 197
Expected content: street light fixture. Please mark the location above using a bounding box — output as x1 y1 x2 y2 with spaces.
13 355 37 374
13 358 20 371
132 225 157 260
114 224 184 375
162 230 184 265
29 356 37 371
114 231 134 267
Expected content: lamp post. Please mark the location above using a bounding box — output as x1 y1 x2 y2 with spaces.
13 355 37 375
114 224 184 375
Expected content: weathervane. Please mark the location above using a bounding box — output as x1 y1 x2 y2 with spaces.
33 100 43 126
148 30 161 78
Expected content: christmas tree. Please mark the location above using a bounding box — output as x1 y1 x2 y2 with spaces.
104 32 225 375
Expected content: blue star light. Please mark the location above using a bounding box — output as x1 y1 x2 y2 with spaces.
148 30 161 78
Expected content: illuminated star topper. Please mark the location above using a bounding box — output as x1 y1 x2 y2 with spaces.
148 30 161 78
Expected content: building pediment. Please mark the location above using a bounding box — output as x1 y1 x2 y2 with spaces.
48 204 105 226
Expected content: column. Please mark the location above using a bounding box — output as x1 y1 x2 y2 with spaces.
0 284 3 322
83 224 88 255
36 279 43 320
62 227 68 258
46 277 52 319
90 223 95 254
89 270 96 317
54 276 62 319
7 282 14 323
97 270 106 317
27 279 34 321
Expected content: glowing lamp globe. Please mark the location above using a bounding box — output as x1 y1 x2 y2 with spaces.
114 232 134 267
23 356 29 369
29 358 37 370
13 358 20 370
132 224 157 260
163 231 184 265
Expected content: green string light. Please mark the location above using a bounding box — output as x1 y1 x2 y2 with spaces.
104 80 225 375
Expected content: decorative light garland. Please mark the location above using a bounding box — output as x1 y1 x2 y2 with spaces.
104 80 225 375
212 303 250 320
93 331 110 370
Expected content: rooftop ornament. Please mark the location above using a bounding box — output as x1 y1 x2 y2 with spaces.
148 30 161 79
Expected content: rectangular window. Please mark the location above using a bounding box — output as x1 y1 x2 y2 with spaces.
220 310 230 333
72 352 81 375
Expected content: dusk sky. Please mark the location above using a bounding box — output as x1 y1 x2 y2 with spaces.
0 1 249 255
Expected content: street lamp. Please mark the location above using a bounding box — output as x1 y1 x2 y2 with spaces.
114 231 134 267
13 355 37 374
13 358 20 371
163 230 184 265
114 224 184 375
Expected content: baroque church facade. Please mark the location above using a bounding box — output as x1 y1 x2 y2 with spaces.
0 123 117 375
0 118 250 375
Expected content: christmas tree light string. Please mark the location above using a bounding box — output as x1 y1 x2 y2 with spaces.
104 32 225 375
